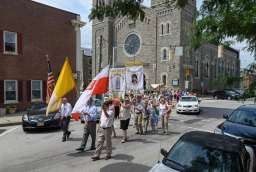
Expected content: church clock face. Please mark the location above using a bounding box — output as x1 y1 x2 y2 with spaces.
124 33 141 56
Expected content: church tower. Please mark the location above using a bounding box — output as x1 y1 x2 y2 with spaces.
92 0 114 76
151 0 196 89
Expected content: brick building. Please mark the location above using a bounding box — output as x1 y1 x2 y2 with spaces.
82 48 92 89
0 0 85 112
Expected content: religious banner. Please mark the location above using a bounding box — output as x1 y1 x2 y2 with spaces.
109 68 126 96
126 66 144 92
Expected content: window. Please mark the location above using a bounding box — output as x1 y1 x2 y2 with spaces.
161 24 164 35
4 80 17 103
166 23 170 34
31 80 42 101
204 62 209 78
162 48 168 61
4 31 17 54
195 60 199 77
161 74 167 85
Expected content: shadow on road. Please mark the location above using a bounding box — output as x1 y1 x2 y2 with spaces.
200 107 234 119
112 154 134 162
68 137 82 141
128 138 155 144
100 162 151 172
66 151 94 157
0 129 6 134
24 128 61 134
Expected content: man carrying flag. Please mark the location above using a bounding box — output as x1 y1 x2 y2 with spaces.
47 57 76 141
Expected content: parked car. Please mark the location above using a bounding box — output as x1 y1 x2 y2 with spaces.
149 131 255 172
213 90 240 100
224 89 245 97
176 96 200 114
22 103 61 132
215 104 256 146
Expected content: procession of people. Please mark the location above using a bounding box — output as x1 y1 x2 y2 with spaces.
58 89 195 161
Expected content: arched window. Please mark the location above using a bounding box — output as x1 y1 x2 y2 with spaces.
162 48 167 61
166 23 170 34
161 24 164 35
195 60 199 77
205 62 209 78
162 74 167 85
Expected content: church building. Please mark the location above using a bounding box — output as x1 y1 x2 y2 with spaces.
92 0 240 92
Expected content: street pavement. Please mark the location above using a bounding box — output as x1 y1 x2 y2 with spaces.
0 100 253 172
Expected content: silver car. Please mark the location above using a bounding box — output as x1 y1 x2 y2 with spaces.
149 131 255 172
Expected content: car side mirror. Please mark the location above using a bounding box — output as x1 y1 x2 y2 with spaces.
160 148 168 157
198 99 201 103
223 114 229 119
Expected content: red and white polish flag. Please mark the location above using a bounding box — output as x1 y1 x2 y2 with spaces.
72 65 109 114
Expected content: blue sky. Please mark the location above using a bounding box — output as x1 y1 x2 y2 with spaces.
33 0 254 68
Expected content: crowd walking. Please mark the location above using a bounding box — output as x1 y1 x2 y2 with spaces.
58 89 191 161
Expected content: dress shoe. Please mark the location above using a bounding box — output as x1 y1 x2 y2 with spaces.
76 147 85 151
90 147 96 150
62 137 66 142
91 156 100 161
105 155 111 160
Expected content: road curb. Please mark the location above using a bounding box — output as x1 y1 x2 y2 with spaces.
0 122 21 127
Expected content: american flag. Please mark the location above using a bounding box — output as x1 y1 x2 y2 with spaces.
46 56 55 101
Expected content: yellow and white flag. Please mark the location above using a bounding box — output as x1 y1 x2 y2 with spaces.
46 57 75 115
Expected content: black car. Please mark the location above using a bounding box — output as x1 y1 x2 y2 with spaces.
213 90 240 100
149 131 255 172
22 103 61 132
215 104 256 146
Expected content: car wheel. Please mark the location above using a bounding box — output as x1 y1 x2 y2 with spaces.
23 127 28 132
227 96 231 100
176 111 180 114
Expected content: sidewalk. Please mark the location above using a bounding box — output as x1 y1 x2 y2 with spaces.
0 112 24 127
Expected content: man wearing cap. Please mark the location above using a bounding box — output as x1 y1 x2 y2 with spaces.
76 98 97 151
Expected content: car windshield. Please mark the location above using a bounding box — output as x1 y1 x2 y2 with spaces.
163 140 241 172
228 109 256 127
226 91 236 95
180 97 197 102
30 104 46 110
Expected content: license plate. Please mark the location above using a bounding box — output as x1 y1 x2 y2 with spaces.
37 122 44 126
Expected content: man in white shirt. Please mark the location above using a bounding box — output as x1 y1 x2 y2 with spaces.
60 97 72 142
92 100 114 161
76 98 97 151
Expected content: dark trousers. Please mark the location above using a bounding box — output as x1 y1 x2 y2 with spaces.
81 122 97 149
114 106 120 119
61 116 71 138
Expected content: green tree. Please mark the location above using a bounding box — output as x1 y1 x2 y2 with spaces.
191 0 256 54
89 0 188 21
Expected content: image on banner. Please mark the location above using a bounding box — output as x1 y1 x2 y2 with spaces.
126 66 144 92
109 68 126 97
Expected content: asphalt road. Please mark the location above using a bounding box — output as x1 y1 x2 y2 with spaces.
0 100 251 172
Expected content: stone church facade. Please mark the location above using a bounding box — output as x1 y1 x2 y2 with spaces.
92 0 240 92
